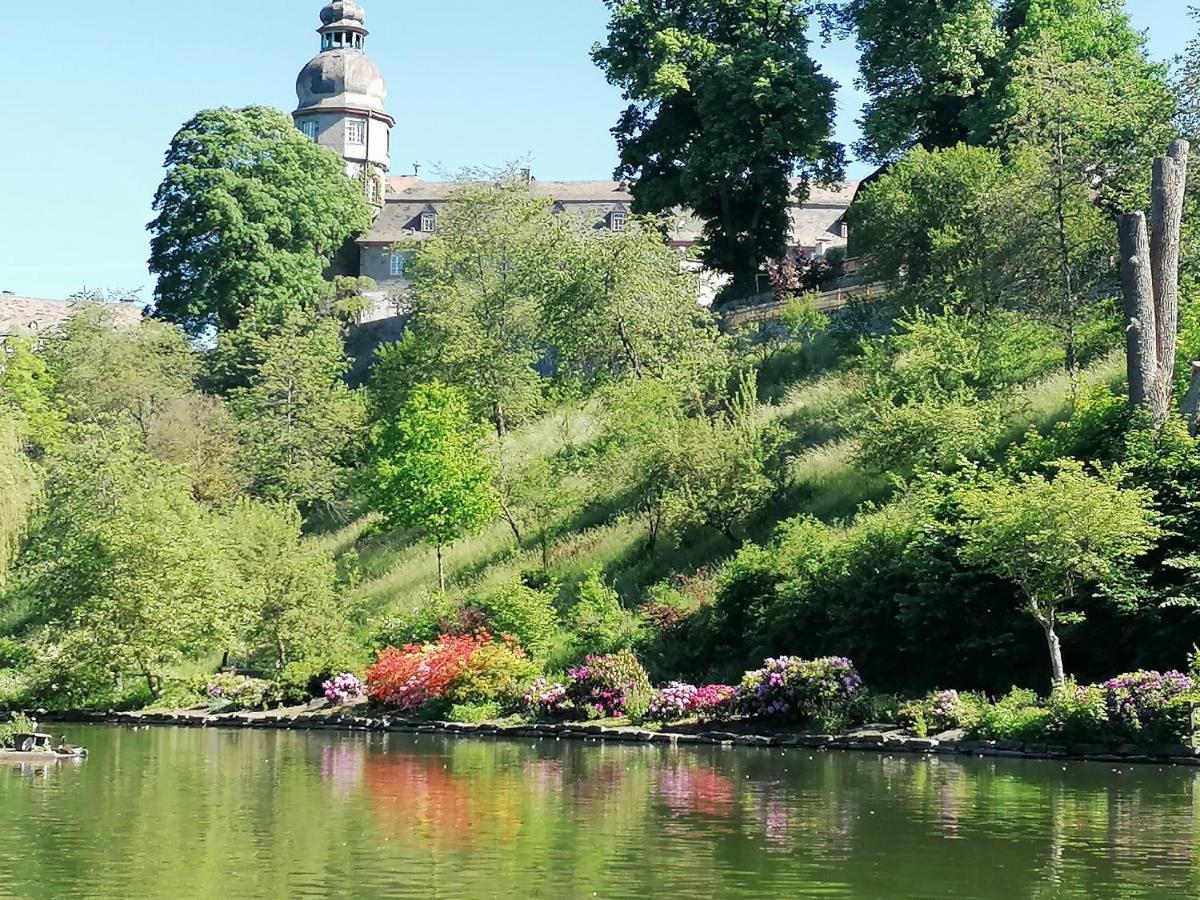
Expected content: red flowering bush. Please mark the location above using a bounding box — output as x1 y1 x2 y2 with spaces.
366 633 491 711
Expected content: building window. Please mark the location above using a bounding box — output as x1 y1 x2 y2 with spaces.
346 118 367 145
367 179 379 204
301 120 319 142
421 213 437 233
611 211 627 232
390 253 407 276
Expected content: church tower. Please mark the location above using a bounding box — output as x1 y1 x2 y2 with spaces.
293 2 393 211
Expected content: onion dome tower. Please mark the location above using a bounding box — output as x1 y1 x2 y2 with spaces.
294 1 393 210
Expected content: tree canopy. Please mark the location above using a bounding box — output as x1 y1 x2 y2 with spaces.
593 0 844 292
148 106 372 335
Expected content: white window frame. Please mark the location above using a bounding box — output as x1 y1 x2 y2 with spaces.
345 118 367 145
301 120 319 142
390 252 407 276
611 212 627 232
421 213 437 233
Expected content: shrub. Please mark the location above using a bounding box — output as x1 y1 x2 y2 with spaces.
647 682 740 723
570 569 640 654
0 638 32 670
204 675 280 712
447 702 503 724
971 688 1050 741
372 593 460 648
740 656 863 726
522 678 571 719
475 580 560 659
448 639 540 709
365 634 489 711
898 690 983 736
1101 670 1194 744
322 673 365 706
568 650 652 721
648 682 698 722
279 656 364 705
1044 681 1108 743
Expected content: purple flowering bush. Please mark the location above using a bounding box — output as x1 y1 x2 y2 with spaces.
204 674 280 711
1101 670 1194 743
322 673 365 707
740 656 862 726
566 650 652 721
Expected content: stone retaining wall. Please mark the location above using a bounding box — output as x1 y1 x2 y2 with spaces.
10 709 1200 767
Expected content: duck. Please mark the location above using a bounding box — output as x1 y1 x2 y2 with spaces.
55 736 87 758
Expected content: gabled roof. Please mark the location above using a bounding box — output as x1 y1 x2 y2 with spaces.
0 295 144 338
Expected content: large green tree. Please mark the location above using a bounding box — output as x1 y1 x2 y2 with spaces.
148 106 372 335
362 382 499 592
225 311 366 512
0 416 38 587
593 0 844 293
847 0 1004 163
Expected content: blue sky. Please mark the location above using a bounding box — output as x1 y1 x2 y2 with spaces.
0 1 1190 299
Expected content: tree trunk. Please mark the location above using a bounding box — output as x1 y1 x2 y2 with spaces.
493 401 508 440
436 545 446 594
1120 212 1158 412
1150 140 1190 422
500 504 523 546
1183 362 1200 436
1043 621 1066 688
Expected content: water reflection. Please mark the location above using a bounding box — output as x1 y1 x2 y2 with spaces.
2 728 1200 899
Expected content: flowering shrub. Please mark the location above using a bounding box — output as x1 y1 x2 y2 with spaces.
899 689 983 736
323 673 365 706
740 656 862 724
365 633 490 711
648 682 698 722
567 650 652 721
522 678 571 718
1102 670 1193 743
691 684 739 720
448 639 540 708
205 674 280 711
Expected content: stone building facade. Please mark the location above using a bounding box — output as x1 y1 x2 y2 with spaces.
295 2 858 320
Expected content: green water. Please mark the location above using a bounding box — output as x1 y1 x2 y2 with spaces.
0 726 1198 899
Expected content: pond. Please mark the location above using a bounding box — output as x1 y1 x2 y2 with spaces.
0 725 1196 899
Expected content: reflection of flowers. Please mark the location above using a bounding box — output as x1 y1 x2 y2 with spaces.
320 744 364 797
656 765 736 819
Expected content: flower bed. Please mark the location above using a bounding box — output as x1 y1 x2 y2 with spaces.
567 651 652 720
205 675 280 712
647 682 739 723
740 656 862 725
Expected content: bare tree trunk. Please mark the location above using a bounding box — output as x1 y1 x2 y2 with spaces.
1120 212 1158 412
436 545 446 594
1150 140 1190 422
1043 621 1066 688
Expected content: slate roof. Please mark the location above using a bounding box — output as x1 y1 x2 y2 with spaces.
363 178 860 250
0 295 144 339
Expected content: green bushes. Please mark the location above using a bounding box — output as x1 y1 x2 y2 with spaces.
474 580 560 659
569 569 640 655
0 714 36 749
567 650 652 721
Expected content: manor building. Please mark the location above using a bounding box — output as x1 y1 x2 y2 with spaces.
295 2 859 317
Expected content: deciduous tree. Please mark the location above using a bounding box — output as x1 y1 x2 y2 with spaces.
594 0 844 293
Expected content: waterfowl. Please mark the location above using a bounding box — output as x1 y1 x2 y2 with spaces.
55 736 87 757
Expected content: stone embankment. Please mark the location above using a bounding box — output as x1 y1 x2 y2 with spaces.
12 708 1200 766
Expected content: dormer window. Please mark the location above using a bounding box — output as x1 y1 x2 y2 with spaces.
610 211 627 232
346 118 367 145
421 212 437 233
301 120 319 142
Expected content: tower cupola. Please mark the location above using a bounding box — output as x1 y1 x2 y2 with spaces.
294 2 393 209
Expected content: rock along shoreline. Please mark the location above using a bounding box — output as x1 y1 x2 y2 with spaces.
9 707 1200 767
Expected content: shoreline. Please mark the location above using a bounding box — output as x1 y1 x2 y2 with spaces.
12 707 1200 767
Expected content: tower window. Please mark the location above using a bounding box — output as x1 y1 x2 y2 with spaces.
368 179 379 204
421 213 437 233
301 120 319 142
346 119 367 145
390 253 407 276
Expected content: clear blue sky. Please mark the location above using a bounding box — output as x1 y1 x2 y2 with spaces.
0 1 1190 299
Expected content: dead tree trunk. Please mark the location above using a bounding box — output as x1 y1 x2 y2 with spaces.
1121 212 1157 410
1121 140 1190 427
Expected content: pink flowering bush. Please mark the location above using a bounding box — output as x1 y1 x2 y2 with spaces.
647 682 740 723
322 673 364 706
567 651 652 721
740 656 862 725
1101 670 1194 743
522 678 571 718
